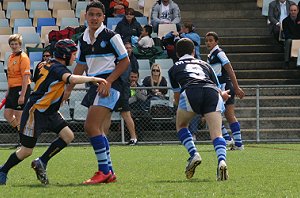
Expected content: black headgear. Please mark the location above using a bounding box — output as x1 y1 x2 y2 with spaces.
54 39 77 65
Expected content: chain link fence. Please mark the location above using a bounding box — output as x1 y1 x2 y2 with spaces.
0 85 300 146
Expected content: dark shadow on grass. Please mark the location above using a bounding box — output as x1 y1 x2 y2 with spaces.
156 178 211 183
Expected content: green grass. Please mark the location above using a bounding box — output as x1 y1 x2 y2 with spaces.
1 144 300 197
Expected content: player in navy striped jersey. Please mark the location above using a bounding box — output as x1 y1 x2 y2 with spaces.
205 31 245 150
63 1 130 184
168 38 230 181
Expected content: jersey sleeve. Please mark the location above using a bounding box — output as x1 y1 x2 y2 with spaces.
110 34 128 60
217 51 230 66
168 66 180 93
20 54 31 76
52 64 71 81
76 40 86 64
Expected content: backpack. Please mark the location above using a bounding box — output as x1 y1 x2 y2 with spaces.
48 27 76 54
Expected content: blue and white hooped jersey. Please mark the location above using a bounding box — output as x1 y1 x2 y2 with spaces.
207 45 230 83
76 24 128 77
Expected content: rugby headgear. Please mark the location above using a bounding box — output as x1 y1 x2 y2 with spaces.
54 39 77 65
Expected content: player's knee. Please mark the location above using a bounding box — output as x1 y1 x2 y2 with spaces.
17 147 33 159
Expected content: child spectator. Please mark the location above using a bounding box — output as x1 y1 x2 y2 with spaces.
138 25 154 48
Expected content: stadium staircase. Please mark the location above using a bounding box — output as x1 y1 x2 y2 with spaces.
177 0 300 141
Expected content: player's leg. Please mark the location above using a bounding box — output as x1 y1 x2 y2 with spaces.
221 123 234 147
121 111 138 145
0 135 35 185
224 104 243 150
83 105 113 184
204 111 228 181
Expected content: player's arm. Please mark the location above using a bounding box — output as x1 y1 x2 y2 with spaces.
223 63 245 99
62 63 87 102
174 91 180 106
62 72 107 85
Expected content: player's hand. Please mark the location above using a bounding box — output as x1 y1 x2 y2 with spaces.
235 87 245 99
62 90 72 103
97 81 111 97
18 95 25 105
94 77 107 86
221 90 231 102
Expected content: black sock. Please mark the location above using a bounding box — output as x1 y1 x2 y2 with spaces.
0 152 22 173
40 137 67 165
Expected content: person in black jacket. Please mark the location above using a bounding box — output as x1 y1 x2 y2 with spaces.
282 4 300 66
115 8 143 43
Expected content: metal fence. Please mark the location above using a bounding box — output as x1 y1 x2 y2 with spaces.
0 85 300 146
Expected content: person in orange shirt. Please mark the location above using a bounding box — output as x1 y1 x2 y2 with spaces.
4 34 31 142
109 0 129 17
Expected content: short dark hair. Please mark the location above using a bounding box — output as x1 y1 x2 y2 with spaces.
86 1 105 13
176 38 194 57
205 31 219 41
125 8 135 15
143 25 153 36
183 21 195 32
43 49 52 56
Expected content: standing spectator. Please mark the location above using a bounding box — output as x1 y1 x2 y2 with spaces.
120 42 139 145
138 25 155 48
110 0 129 17
142 63 168 99
205 32 245 150
32 50 53 83
151 0 181 33
63 1 130 184
282 4 300 66
168 38 230 181
115 8 143 43
4 34 31 146
268 0 295 42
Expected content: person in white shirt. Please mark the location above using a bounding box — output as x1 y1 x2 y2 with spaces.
138 25 154 48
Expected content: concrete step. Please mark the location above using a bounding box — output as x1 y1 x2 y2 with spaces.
187 19 268 28
200 45 283 53
206 37 277 45
236 69 300 79
232 62 284 70
196 27 270 37
242 86 300 96
180 2 258 11
201 53 284 62
235 96 300 107
235 107 300 117
236 117 300 129
182 10 263 19
238 78 300 85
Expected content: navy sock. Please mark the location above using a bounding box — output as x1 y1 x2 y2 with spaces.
221 124 232 141
40 137 67 165
103 136 114 174
0 152 22 173
178 128 197 157
90 135 109 174
230 122 243 147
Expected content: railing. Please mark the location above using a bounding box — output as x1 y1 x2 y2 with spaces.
0 84 300 146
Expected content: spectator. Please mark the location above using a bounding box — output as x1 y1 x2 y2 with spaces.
142 63 168 99
120 42 139 145
5 34 31 146
282 4 300 66
109 0 129 17
115 8 143 43
32 50 53 83
138 25 154 48
268 0 295 42
151 0 181 33
298 1 300 18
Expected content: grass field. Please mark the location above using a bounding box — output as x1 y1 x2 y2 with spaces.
0 144 300 197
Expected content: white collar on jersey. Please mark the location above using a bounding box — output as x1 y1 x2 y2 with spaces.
209 45 220 56
83 23 105 44
179 54 195 60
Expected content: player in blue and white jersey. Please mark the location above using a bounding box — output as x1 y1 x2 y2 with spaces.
205 31 245 150
63 1 130 184
168 38 230 181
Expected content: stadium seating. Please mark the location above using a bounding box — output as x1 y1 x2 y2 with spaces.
137 59 151 70
33 10 52 27
60 17 79 29
29 1 49 18
297 49 300 67
56 10 75 26
26 0 45 10
138 69 151 84
143 0 156 18
13 18 33 34
261 0 273 16
29 51 43 69
0 73 7 83
107 17 122 30
79 10 86 26
0 27 12 35
6 2 25 19
52 1 72 18
49 0 69 10
0 11 5 19
154 59 174 69
158 24 177 39
3 0 22 11
40 25 59 45
9 10 29 27
37 18 56 34
17 27 37 35
290 40 300 58
75 1 88 18
136 16 148 26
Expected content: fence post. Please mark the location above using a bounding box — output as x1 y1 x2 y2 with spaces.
256 85 260 142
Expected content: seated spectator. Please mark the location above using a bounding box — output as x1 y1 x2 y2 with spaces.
138 25 155 48
32 49 53 83
110 0 129 17
282 4 300 67
151 0 181 33
163 21 201 62
142 63 168 99
129 71 148 105
115 8 143 43
268 0 295 42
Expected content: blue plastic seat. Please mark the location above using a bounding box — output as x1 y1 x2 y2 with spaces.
37 18 56 34
29 2 49 18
